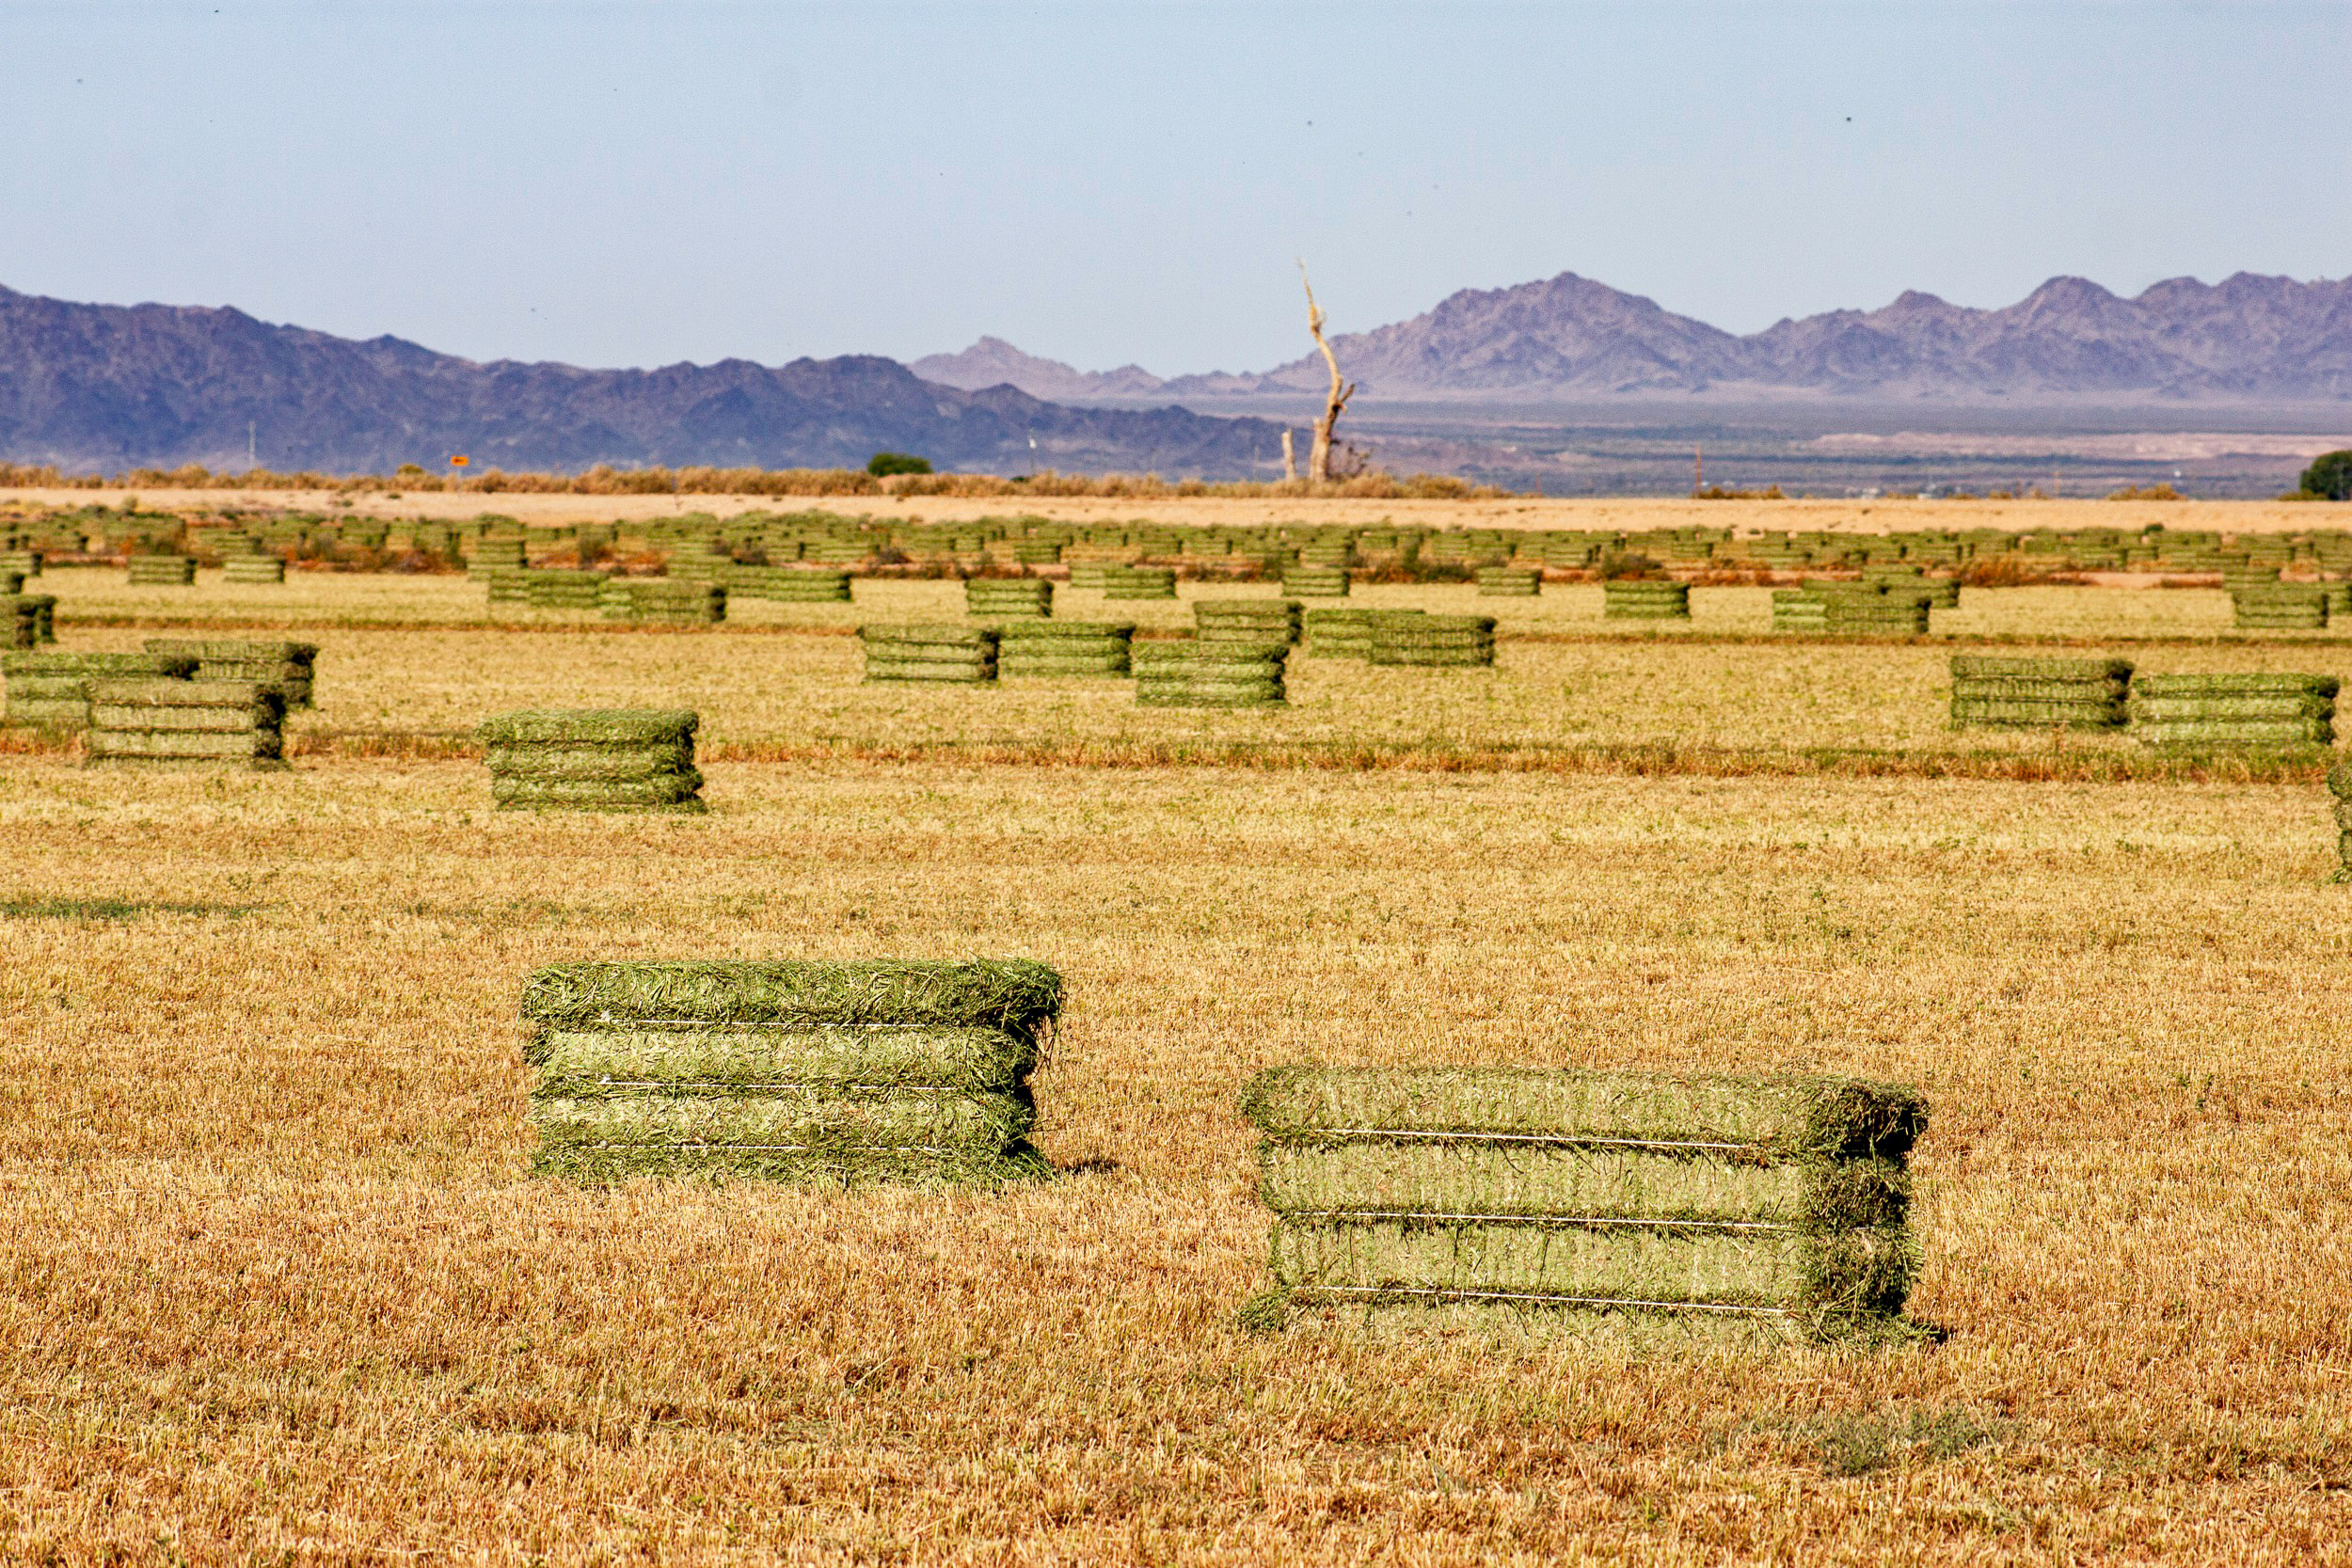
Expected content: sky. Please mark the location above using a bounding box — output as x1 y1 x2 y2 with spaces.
5 0 2347 377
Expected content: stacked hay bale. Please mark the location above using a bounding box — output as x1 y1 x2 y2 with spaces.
20 594 54 644
1103 566 1179 600
1281 565 1351 597
1769 584 1835 632
1602 581 1691 620
996 621 1134 677
222 555 287 584
734 568 851 604
965 578 1053 618
2331 765 2352 883
0 550 40 579
467 536 529 577
1 597 40 649
1195 599 1302 645
1821 586 1933 636
1948 655 2132 730
861 625 999 683
518 958 1057 1186
1236 1066 1925 1343
1475 567 1542 597
126 555 198 587
1133 641 1287 706
4 651 195 728
600 580 727 624
1369 614 1496 668
144 640 317 709
525 570 609 613
1302 609 1425 658
479 708 705 813
2232 583 2328 630
84 678 284 768
2128 673 2337 749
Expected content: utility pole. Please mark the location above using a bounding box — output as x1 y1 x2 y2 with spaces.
1693 443 1703 494
248 422 257 468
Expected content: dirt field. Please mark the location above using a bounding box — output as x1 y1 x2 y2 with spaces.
6 550 2352 1560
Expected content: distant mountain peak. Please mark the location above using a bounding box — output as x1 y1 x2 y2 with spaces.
910 338 1166 400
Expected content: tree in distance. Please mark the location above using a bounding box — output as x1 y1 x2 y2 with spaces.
2299 451 2352 500
866 451 934 477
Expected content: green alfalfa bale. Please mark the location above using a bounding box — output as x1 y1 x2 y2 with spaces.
964 578 1053 617
2129 695 2335 722
860 624 1000 682
83 678 284 768
125 555 198 586
143 640 319 707
3 652 197 729
1369 614 1496 668
1475 568 1542 597
2133 720 2335 748
22 594 55 643
1133 640 1288 706
1949 655 2134 683
1259 1139 1910 1229
221 556 287 584
533 1139 1053 1187
1299 608 1392 658
478 709 698 748
1281 566 1351 598
519 958 1062 1037
739 569 852 604
1103 565 1179 600
0 597 38 651
530 1022 1035 1095
2131 673 2339 700
1948 698 2127 729
1193 599 1303 643
532 1084 1034 1154
996 620 1134 677
1239 1065 1924 1162
491 777 706 812
485 743 699 782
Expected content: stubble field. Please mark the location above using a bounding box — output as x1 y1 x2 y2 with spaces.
6 552 2352 1561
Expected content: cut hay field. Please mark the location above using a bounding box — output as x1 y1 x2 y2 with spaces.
3 760 2350 1560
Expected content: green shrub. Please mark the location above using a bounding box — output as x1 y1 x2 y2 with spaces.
866 451 934 477
2299 451 2352 501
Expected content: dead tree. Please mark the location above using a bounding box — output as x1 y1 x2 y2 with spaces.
1299 263 1355 483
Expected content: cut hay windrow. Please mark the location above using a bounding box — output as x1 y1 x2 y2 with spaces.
83 678 285 768
860 624 999 683
995 620 1135 678
1194 599 1303 644
520 958 1059 1187
964 578 1053 617
1603 581 1691 620
4 651 196 729
125 555 198 586
1280 565 1351 598
1237 1064 1925 1341
1369 614 1496 668
1133 641 1289 707
479 708 704 812
1475 567 1542 597
143 640 318 708
1951 653 2132 729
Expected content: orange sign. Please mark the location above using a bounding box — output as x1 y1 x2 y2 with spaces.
451 455 469 467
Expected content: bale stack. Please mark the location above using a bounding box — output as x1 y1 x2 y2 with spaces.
0 551 40 579
1948 655 2132 730
1 597 39 649
1236 1066 1925 1343
1302 609 1424 659
4 652 196 728
1195 599 1302 645
84 678 284 769
478 708 705 813
222 556 287 584
1602 581 1691 620
996 621 1134 677
467 537 529 577
1475 567 1542 597
1369 614 1496 668
143 640 318 708
1103 566 1179 600
861 625 999 683
2128 673 2337 749
126 555 198 587
2232 584 2328 630
1769 585 1833 632
20 595 54 643
1281 565 1351 598
735 569 852 604
965 578 1053 619
1821 586 1933 636
1133 641 1287 706
518 958 1057 1186
600 580 727 624
525 570 609 613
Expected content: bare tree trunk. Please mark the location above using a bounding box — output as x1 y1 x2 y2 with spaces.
1281 429 1296 483
1299 263 1355 484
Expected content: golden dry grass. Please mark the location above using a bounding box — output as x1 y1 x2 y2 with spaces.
4 759 2352 1561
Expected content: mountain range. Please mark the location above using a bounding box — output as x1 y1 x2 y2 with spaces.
914 271 2352 404
0 286 1284 476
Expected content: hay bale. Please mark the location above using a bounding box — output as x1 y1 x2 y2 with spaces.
1194 599 1302 644
1103 566 1178 600
1821 588 1932 635
0 596 39 651
996 621 1135 678
479 708 704 812
860 624 999 683
1281 566 1351 597
1300 609 1421 659
599 579 728 623
1237 1065 1925 1340
1133 641 1288 706
221 557 287 585
518 958 1062 1187
125 555 198 587
2126 665 2338 745
143 640 319 708
4 651 196 729
732 568 851 604
1475 567 1542 597
1602 581 1691 620
1369 614 1496 668
965 578 1053 618
16 594 55 644
84 678 284 768
2232 584 2328 629
1950 655 2132 729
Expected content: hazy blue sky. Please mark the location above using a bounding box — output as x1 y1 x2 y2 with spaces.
6 1 2346 375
